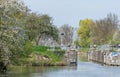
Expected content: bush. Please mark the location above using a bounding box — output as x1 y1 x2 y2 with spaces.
24 41 33 56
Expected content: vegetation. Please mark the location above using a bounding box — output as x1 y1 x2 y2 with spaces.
25 13 59 45
1 0 120 74
78 19 93 47
78 13 120 48
90 14 119 44
59 24 74 46
33 46 49 52
31 46 65 66
0 0 60 72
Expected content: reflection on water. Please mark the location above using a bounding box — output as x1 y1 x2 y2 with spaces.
1 54 120 77
7 66 77 77
78 52 88 62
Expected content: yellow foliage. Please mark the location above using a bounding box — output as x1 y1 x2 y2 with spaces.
78 19 94 47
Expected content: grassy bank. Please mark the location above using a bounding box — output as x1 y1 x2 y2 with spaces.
29 46 66 66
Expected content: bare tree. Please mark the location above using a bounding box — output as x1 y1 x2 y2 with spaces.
59 24 74 46
90 13 119 44
113 30 120 41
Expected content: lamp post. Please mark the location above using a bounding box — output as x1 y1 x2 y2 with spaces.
60 32 64 47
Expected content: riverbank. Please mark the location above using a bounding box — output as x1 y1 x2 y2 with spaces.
26 47 67 66
8 46 67 67
6 57 120 77
27 46 78 66
6 45 78 68
88 45 120 66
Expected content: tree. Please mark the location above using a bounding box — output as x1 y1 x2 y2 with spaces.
0 26 27 72
90 13 119 44
0 0 59 72
0 0 27 27
25 13 59 46
0 0 29 72
78 19 93 47
111 30 120 44
59 24 74 46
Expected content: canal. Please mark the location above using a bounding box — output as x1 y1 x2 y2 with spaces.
2 55 120 77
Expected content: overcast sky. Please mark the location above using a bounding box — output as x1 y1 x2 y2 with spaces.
24 0 120 27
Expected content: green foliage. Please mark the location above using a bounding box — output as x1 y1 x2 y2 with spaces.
111 40 120 45
32 46 65 64
78 14 119 46
0 0 27 27
39 50 65 63
24 41 33 57
0 0 59 67
74 39 80 47
78 19 93 47
25 14 59 45
0 26 27 65
50 26 59 41
90 13 119 44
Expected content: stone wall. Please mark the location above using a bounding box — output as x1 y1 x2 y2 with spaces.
88 49 120 66
64 49 77 66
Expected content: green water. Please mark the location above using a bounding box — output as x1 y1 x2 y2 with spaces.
1 56 120 77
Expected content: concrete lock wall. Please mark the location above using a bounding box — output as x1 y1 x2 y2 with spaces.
64 49 77 66
88 49 120 66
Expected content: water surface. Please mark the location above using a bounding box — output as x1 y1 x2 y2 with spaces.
2 56 120 77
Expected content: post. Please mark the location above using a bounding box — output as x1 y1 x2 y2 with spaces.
60 32 64 48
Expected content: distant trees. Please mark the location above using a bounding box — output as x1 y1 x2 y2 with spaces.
59 24 74 46
91 13 119 44
78 19 93 47
78 13 119 47
112 30 120 44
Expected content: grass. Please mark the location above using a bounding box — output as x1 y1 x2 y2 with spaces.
33 46 49 52
32 46 65 64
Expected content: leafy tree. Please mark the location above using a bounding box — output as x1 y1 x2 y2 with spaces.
0 0 59 72
78 19 93 47
25 13 59 46
0 26 27 68
0 0 27 27
0 0 29 72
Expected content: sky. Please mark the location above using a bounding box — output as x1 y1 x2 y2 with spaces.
24 0 120 27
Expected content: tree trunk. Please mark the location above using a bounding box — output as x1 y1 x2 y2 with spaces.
0 62 7 74
35 34 41 46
